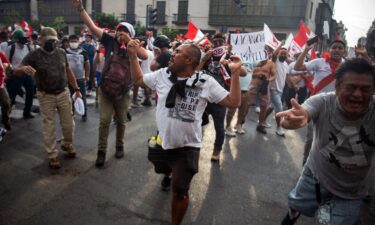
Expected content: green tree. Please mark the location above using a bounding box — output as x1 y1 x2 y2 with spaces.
134 22 147 37
45 16 66 32
94 12 119 30
161 27 179 40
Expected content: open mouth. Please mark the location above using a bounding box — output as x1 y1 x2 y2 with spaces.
347 100 363 109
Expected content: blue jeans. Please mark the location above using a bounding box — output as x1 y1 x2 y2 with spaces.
270 89 283 113
288 166 362 225
6 74 35 115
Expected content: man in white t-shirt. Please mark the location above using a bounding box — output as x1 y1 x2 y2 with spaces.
269 43 289 136
127 41 242 225
294 40 346 165
277 58 375 225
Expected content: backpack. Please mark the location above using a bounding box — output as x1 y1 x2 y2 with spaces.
100 41 132 99
9 43 31 63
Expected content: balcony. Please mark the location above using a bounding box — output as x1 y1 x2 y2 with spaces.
172 13 189 26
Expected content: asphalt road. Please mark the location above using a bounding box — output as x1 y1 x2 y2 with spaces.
0 99 374 225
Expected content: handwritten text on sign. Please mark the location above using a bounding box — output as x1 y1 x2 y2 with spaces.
231 32 268 64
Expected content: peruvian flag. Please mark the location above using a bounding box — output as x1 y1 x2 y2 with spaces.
184 21 209 45
14 22 22 30
22 20 33 36
289 21 317 58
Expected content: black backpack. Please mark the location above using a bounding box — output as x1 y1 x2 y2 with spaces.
100 42 133 99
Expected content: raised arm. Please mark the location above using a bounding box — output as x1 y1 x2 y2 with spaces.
71 0 103 39
294 43 314 71
218 55 242 108
127 40 147 88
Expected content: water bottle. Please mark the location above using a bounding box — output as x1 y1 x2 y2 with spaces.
148 136 157 148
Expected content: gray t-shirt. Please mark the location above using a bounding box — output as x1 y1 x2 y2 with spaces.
304 92 375 199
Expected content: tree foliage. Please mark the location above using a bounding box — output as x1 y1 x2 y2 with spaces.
94 12 119 30
45 16 66 32
161 27 179 40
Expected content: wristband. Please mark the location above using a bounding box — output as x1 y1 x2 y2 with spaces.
77 5 84 12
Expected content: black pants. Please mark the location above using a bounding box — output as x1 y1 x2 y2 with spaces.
285 86 308 109
6 74 34 115
204 102 226 150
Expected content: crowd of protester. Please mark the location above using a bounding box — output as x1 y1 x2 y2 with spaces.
0 0 374 224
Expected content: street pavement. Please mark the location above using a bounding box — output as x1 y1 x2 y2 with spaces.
0 94 374 225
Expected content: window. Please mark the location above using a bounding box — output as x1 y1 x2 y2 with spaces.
126 0 136 24
177 0 188 22
156 1 167 25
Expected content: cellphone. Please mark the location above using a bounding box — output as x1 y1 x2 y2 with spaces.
306 36 319 46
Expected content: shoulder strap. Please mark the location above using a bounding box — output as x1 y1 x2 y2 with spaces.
9 44 15 63
26 44 31 51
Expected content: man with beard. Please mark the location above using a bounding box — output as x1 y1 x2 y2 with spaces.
71 0 148 167
268 42 289 136
197 33 236 161
294 40 346 165
14 27 82 169
127 40 242 225
277 58 375 225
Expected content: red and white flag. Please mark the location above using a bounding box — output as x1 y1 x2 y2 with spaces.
264 24 280 50
21 20 33 36
289 21 317 58
184 21 209 45
14 22 22 30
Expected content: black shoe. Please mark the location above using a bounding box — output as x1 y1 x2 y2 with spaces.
115 146 124 158
82 115 87 122
281 212 300 225
256 125 267 134
0 128 7 143
95 151 106 167
161 175 171 191
23 113 35 119
142 100 152 107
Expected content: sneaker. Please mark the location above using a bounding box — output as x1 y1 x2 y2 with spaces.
61 144 76 158
131 102 143 108
96 151 106 167
161 175 171 191
281 211 300 225
225 127 236 137
257 120 272 128
23 113 35 119
0 127 7 142
235 124 245 134
211 149 221 162
255 106 260 113
49 157 61 169
115 146 124 158
256 125 267 134
276 127 285 137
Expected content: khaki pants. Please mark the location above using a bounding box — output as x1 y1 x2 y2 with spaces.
226 91 250 126
37 88 74 159
98 89 130 152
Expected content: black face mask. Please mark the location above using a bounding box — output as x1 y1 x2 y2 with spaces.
279 56 287 62
44 41 56 52
19 37 28 45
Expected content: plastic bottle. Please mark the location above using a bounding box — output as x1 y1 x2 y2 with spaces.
156 134 162 146
149 136 157 148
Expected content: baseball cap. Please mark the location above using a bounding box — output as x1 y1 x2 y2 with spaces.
40 27 58 41
12 30 26 39
115 22 135 38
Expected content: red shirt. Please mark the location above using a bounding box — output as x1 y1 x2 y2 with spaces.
0 51 10 88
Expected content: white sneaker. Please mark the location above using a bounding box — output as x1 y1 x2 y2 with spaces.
225 127 236 137
255 106 260 113
131 102 143 108
235 125 245 134
257 120 272 128
276 127 285 136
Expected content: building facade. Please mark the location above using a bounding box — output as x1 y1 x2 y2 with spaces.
0 0 337 47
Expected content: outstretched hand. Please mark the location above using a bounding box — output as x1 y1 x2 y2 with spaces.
275 98 308 129
70 0 83 8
